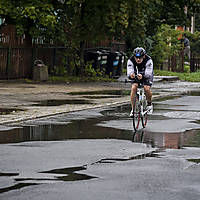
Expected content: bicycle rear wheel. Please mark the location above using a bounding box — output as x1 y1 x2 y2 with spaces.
141 99 148 128
132 95 140 132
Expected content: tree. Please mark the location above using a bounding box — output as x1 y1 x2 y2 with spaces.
151 24 182 69
1 0 200 76
0 0 57 41
48 0 130 74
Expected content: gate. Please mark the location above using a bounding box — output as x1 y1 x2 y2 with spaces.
0 47 33 79
0 47 68 79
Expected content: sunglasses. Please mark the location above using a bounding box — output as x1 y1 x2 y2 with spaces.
134 56 144 60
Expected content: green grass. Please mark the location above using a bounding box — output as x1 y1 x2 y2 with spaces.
154 69 200 82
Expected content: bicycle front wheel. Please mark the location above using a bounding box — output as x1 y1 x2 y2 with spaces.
132 95 140 132
141 111 148 128
141 99 148 128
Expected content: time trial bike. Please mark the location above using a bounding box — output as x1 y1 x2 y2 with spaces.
126 77 149 132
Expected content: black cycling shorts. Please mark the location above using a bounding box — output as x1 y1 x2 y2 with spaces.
131 78 152 86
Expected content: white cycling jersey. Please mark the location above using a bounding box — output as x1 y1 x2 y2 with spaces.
127 54 154 82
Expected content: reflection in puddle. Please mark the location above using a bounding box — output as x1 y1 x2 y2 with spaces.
132 130 185 149
132 128 200 149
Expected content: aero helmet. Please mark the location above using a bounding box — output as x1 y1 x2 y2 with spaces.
133 47 146 58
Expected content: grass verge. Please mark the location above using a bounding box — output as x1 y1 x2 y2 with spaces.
154 69 200 82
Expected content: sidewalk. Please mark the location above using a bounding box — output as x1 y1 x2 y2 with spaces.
0 76 199 125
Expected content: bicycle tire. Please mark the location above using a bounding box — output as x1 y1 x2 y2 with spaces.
141 111 148 128
132 95 140 132
141 99 148 128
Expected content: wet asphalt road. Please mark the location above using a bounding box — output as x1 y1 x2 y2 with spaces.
0 84 200 199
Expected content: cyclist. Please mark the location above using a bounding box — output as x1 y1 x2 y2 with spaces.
127 47 154 117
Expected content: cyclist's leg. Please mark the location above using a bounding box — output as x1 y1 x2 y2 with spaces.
143 80 153 114
131 83 138 110
143 78 152 103
144 85 152 103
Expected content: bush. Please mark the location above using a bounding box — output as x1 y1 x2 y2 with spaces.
184 64 190 73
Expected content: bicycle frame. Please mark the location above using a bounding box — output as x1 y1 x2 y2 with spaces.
132 83 148 131
136 84 148 117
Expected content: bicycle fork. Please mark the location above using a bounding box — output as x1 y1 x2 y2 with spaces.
137 88 147 117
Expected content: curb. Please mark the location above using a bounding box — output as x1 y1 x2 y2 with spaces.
153 76 179 82
118 75 179 83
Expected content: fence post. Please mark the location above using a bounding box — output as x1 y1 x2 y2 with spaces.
171 54 176 72
180 50 184 72
6 47 11 79
31 47 36 78
190 51 194 72
51 47 56 75
168 56 171 71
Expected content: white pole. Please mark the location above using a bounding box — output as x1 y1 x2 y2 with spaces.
191 15 195 33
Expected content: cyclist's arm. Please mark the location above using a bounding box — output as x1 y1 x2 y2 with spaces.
144 59 153 80
127 59 135 79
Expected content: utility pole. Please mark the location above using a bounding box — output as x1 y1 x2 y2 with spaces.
191 15 195 33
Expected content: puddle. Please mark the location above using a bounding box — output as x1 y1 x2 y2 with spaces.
14 166 97 183
0 183 37 194
40 166 97 181
83 95 122 99
0 119 134 144
1 118 200 150
0 108 24 115
0 172 19 177
0 166 97 193
93 150 161 165
32 99 93 106
57 173 96 181
0 102 200 149
154 95 181 102
41 166 86 174
185 91 200 96
187 158 200 164
69 90 130 96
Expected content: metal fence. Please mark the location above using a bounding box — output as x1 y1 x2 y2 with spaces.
0 47 68 79
160 51 184 72
190 57 200 72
